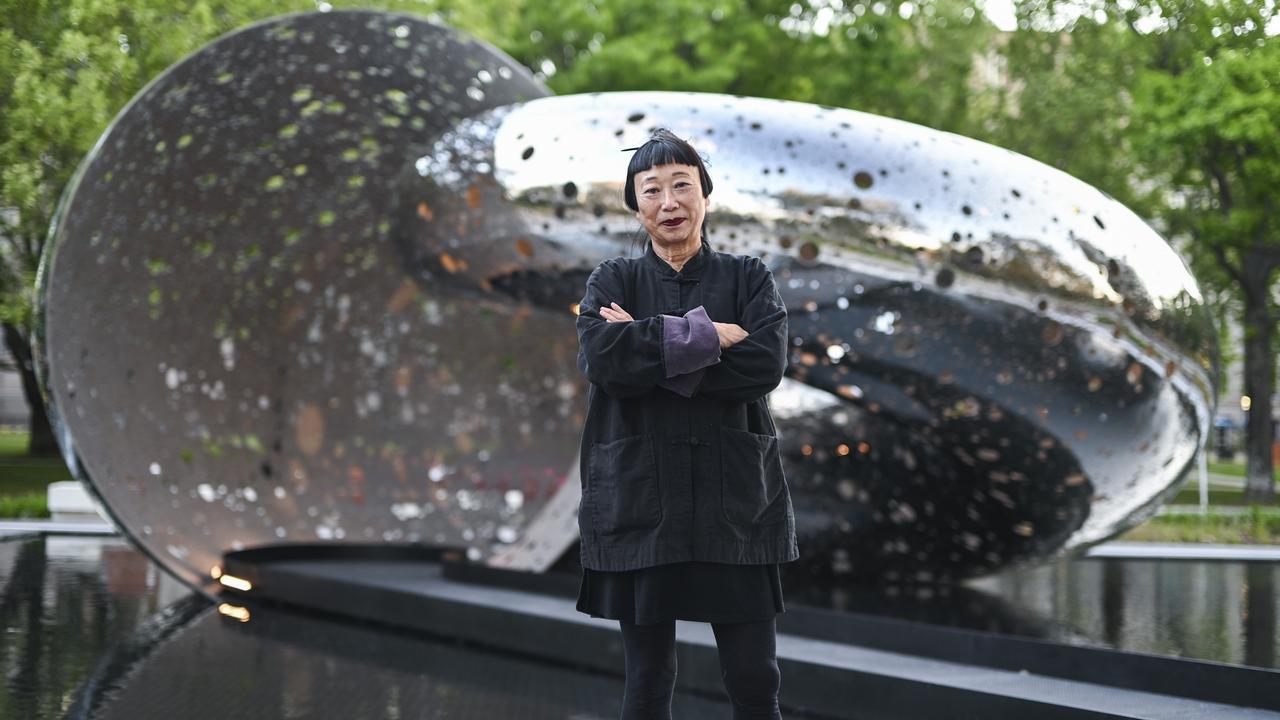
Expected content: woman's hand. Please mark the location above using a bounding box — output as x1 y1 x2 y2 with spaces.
600 302 634 323
714 322 748 349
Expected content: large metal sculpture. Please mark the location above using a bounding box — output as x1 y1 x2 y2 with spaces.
35 10 1217 592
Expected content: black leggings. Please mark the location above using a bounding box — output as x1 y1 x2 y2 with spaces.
618 617 782 720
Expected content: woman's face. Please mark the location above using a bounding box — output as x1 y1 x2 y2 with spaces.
632 162 709 249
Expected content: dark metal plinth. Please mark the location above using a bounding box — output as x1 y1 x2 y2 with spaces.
221 545 1280 720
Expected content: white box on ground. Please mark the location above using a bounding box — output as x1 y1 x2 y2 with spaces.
47 481 110 523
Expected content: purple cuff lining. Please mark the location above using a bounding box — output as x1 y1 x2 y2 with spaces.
661 305 721 378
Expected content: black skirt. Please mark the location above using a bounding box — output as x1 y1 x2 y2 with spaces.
576 560 785 626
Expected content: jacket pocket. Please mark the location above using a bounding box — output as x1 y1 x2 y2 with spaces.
588 434 662 535
720 426 789 526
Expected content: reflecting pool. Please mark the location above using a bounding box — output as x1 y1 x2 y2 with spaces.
0 536 729 719
783 554 1279 669
1 534 1275 720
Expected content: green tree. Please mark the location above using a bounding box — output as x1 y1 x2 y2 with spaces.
1129 5 1279 503
974 1 1152 212
989 0 1278 503
500 0 994 135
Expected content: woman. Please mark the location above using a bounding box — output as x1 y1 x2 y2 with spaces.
574 127 798 720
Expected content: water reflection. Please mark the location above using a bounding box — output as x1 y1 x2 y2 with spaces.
1 535 1277 719
1246 563 1277 668
784 556 1280 669
78 600 723 720
0 536 191 719
0 537 727 719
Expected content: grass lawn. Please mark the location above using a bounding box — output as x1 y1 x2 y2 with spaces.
1119 506 1280 544
0 430 29 456
1169 486 1274 506
0 430 72 495
1207 459 1280 482
0 493 48 518
0 430 69 518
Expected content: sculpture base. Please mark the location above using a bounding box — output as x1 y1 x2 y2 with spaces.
220 544 1278 719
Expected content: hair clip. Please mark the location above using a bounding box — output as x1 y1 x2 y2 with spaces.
620 146 640 152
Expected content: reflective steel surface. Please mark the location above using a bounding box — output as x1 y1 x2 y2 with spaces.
36 10 1217 590
35 11 564 592
418 93 1217 580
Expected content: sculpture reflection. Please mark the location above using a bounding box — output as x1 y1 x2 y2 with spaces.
36 10 1216 593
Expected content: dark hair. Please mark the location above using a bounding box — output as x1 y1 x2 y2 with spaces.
623 127 714 254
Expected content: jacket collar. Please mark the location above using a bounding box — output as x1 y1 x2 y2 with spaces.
643 238 710 279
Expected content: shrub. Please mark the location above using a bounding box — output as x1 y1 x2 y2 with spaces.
0 492 50 519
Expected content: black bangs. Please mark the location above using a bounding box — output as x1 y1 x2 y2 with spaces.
622 127 714 212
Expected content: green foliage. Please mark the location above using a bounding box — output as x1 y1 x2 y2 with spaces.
0 463 75 491
986 0 1279 291
501 0 994 135
974 3 1151 212
986 1 1279 500
0 429 34 456
1134 41 1280 286
0 431 75 494
1126 2 1279 501
1206 459 1280 482
0 491 49 518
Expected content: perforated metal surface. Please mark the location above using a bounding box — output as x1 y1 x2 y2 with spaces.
37 9 1217 594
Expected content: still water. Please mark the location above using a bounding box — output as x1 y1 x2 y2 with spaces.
0 535 730 720
1 534 1276 720
785 556 1279 669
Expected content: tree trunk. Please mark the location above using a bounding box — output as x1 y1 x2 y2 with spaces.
2 322 58 457
1240 267 1277 505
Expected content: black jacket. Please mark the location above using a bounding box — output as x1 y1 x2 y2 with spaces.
575 239 799 571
